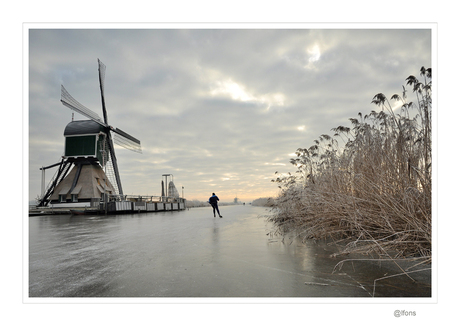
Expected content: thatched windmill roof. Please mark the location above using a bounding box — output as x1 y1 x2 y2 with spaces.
50 163 116 202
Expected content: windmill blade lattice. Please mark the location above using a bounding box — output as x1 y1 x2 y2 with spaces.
113 128 142 153
98 59 109 124
61 85 103 123
104 152 121 196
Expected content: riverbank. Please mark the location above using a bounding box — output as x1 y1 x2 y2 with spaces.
269 67 432 268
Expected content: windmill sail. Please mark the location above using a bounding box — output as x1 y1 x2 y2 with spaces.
61 85 103 123
98 58 109 124
113 128 142 153
104 151 121 196
103 129 124 197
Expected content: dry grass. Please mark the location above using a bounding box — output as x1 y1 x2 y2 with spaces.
269 67 432 265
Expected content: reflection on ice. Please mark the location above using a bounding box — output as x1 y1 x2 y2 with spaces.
29 206 430 298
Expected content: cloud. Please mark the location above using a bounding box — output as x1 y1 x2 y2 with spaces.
209 78 286 110
28 27 432 202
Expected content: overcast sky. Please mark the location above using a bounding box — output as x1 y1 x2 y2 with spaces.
28 27 432 202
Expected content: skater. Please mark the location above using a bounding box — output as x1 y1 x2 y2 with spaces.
208 193 222 218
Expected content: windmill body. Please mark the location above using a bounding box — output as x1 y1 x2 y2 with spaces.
38 59 141 208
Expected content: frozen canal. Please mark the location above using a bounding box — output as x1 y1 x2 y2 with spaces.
29 205 430 298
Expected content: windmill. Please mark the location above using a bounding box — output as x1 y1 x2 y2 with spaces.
38 59 142 207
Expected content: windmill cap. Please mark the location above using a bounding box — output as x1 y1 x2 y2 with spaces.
64 120 106 136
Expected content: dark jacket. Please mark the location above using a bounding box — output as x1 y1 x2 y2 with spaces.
209 195 219 205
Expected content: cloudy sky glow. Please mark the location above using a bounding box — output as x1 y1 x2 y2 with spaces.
28 27 432 202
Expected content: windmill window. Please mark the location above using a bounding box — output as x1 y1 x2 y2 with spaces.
58 186 70 203
70 185 82 203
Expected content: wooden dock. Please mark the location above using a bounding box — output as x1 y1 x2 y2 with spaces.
29 199 186 216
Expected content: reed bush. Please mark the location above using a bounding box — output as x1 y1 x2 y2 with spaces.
269 67 432 262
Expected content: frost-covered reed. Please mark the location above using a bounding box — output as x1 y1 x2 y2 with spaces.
269 67 432 262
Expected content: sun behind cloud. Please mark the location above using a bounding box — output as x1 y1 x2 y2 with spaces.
210 78 285 110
